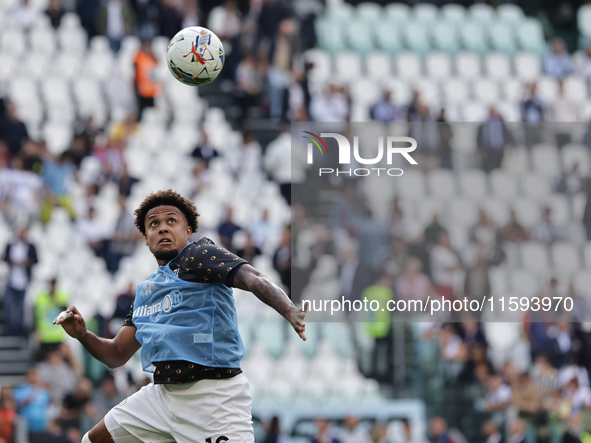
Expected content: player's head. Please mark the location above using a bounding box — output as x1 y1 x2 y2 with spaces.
135 190 199 263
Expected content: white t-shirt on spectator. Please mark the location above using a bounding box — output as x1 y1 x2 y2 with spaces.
430 245 459 287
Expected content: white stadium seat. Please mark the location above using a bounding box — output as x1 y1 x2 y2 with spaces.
455 52 482 80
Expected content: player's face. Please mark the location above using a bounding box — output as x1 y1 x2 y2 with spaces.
145 205 192 265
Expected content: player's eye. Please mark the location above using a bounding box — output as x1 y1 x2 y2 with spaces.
169 218 176 223
150 220 158 227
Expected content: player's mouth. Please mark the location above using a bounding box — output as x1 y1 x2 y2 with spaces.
158 238 173 245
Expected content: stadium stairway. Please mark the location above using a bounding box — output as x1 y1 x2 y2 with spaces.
0 335 31 386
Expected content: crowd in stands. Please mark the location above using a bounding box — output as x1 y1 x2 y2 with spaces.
2 0 591 442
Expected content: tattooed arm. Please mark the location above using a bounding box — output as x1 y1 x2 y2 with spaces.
233 264 306 340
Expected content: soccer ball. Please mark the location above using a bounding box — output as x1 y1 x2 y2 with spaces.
166 27 225 86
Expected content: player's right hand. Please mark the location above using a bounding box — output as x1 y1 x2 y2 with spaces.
53 306 87 340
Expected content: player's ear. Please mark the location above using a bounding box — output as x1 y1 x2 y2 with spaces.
187 226 192 238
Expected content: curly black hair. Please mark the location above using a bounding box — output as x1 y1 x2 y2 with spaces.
134 189 199 236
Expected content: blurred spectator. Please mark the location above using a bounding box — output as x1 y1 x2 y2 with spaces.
483 374 512 413
12 0 40 31
439 324 467 365
267 18 300 119
338 415 371 443
0 386 17 443
520 82 544 147
14 368 51 443
2 225 38 337
273 226 291 296
470 210 502 265
463 246 491 306
107 197 141 274
437 109 454 170
405 90 422 122
45 419 73 443
544 38 575 80
501 210 529 243
217 207 242 252
117 163 139 198
76 0 101 37
531 354 561 394
402 418 426 443
568 281 591 323
264 415 292 443
157 0 183 39
430 231 460 301
264 126 293 206
96 0 135 52
427 416 456 443
354 208 391 276
34 278 69 359
41 151 77 224
509 371 544 432
386 197 407 239
76 206 112 262
481 420 502 443
36 347 78 414
58 377 96 431
234 54 264 118
257 0 290 50
557 163 585 196
582 179 591 240
236 232 262 263
363 273 394 383
310 82 349 123
0 101 29 160
395 257 431 303
285 70 306 122
188 160 212 197
424 214 446 249
460 321 487 348
477 107 514 172
45 0 64 29
408 104 440 171
508 419 527 443
107 282 135 337
92 374 126 418
551 80 578 147
370 91 405 123
311 418 341 443
133 39 161 120
531 207 565 244
208 1 242 78
582 44 591 80
191 133 220 168
369 423 387 443
3 156 43 227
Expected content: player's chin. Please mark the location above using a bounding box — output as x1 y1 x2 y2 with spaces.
154 248 180 262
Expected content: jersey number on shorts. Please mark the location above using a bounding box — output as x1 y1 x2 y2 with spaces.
206 436 228 443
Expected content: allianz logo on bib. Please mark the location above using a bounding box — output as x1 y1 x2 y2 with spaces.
133 290 183 317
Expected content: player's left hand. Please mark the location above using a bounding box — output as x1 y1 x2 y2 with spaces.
290 305 307 341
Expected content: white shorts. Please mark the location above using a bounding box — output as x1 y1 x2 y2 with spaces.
104 373 254 443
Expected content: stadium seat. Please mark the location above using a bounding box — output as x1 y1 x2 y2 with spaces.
365 51 392 80
1 29 26 57
496 101 521 122
497 4 525 27
404 21 431 54
414 3 438 24
502 78 524 103
485 52 512 80
485 198 510 226
564 76 588 105
432 22 460 54
546 193 572 226
427 169 457 199
514 52 542 82
57 27 87 56
551 242 581 272
335 51 363 82
577 4 591 42
0 54 16 83
43 123 73 155
530 144 561 179
414 78 440 108
514 241 550 274
473 78 500 105
315 17 346 53
490 169 520 200
574 271 591 297
441 4 466 24
562 143 590 174
325 2 354 26
460 21 488 55
442 78 469 105
303 49 332 82
385 3 410 24
395 168 426 199
520 173 552 201
489 21 517 55
394 52 422 80
455 52 482 80
458 169 489 199
349 78 382 106
29 26 56 58
536 76 559 103
448 199 479 228
356 2 382 26
345 20 375 53
469 3 494 24
425 52 452 80
461 102 488 122
383 78 412 104
512 262 545 291
375 21 404 55
516 18 547 56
